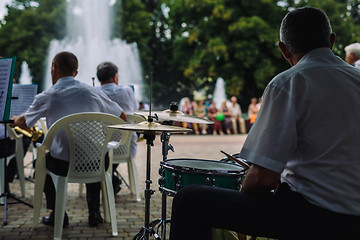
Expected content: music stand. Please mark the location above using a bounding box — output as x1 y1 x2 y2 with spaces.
0 118 33 226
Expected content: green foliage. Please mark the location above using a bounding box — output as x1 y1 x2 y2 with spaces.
163 0 287 106
2 0 360 108
279 0 360 58
0 0 66 86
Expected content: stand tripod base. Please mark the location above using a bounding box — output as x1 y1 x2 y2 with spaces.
149 218 171 240
133 226 161 240
0 192 33 226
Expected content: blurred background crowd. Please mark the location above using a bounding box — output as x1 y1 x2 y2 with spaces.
171 95 262 135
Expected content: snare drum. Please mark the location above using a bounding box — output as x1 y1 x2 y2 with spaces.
158 158 246 196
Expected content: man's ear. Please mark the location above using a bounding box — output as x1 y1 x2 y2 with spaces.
114 73 119 85
278 41 291 60
278 41 297 66
329 32 336 50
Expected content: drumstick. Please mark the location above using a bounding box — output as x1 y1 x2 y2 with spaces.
220 150 250 169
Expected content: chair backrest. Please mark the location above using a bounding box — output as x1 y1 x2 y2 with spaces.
6 124 24 158
111 114 145 162
37 118 48 134
41 112 128 183
6 124 22 140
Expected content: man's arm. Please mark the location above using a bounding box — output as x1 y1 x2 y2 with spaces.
241 164 280 194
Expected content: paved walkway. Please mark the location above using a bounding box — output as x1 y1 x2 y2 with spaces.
0 134 247 240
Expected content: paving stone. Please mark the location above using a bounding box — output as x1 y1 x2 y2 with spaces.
0 134 246 239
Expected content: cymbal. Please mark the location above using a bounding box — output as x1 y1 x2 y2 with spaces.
108 121 192 134
134 110 214 124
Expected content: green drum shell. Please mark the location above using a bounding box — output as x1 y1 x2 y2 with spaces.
159 158 246 196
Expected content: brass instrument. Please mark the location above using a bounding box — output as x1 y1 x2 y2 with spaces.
14 126 43 141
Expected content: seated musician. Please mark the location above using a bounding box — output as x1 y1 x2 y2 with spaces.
11 51 127 228
0 125 31 193
96 61 139 194
170 7 360 239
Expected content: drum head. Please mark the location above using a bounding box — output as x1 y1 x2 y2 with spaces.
163 158 245 174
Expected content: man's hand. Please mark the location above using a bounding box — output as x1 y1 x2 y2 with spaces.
241 164 280 194
10 114 31 131
120 111 127 122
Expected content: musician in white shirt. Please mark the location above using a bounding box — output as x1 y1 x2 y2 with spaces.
96 62 139 194
12 52 126 228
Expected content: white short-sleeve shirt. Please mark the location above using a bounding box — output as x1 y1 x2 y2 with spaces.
25 77 123 161
100 83 138 156
100 83 138 114
240 48 360 215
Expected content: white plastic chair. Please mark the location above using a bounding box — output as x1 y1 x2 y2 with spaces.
26 118 47 179
0 125 27 198
30 118 47 161
32 112 129 240
109 114 144 202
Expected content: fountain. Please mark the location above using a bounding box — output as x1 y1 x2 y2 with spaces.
19 61 33 84
213 77 227 109
43 0 144 101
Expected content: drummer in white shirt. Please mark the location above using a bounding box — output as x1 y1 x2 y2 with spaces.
96 62 139 194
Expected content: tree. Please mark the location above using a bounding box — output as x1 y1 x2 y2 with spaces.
163 0 288 108
113 0 178 105
0 0 66 86
1 0 360 108
279 0 360 57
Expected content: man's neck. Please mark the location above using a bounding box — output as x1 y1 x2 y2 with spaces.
100 80 116 86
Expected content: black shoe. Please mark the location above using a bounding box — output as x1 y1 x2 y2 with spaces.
42 211 69 228
88 211 103 227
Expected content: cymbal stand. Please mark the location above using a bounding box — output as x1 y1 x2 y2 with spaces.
150 121 174 240
133 132 160 240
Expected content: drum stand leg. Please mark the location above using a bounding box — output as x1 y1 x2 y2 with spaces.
133 134 160 240
150 131 173 239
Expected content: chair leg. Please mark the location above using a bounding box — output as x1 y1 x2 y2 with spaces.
15 153 25 197
128 157 141 202
104 172 118 236
14 135 25 197
52 174 68 240
32 154 47 228
101 180 110 223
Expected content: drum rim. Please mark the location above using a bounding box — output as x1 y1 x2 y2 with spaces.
161 158 246 175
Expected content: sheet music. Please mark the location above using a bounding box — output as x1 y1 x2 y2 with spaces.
10 84 38 117
0 58 13 121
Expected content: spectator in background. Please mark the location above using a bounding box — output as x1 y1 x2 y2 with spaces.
139 101 149 111
220 100 232 134
248 97 259 126
248 98 259 125
207 101 224 135
345 42 360 69
180 97 196 133
193 99 208 135
228 96 244 134
257 97 262 110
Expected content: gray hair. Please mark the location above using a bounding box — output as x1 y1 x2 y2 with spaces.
280 7 332 54
96 62 118 82
345 43 360 58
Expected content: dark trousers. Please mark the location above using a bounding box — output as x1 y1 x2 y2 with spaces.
0 136 32 192
170 183 360 240
43 153 109 213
